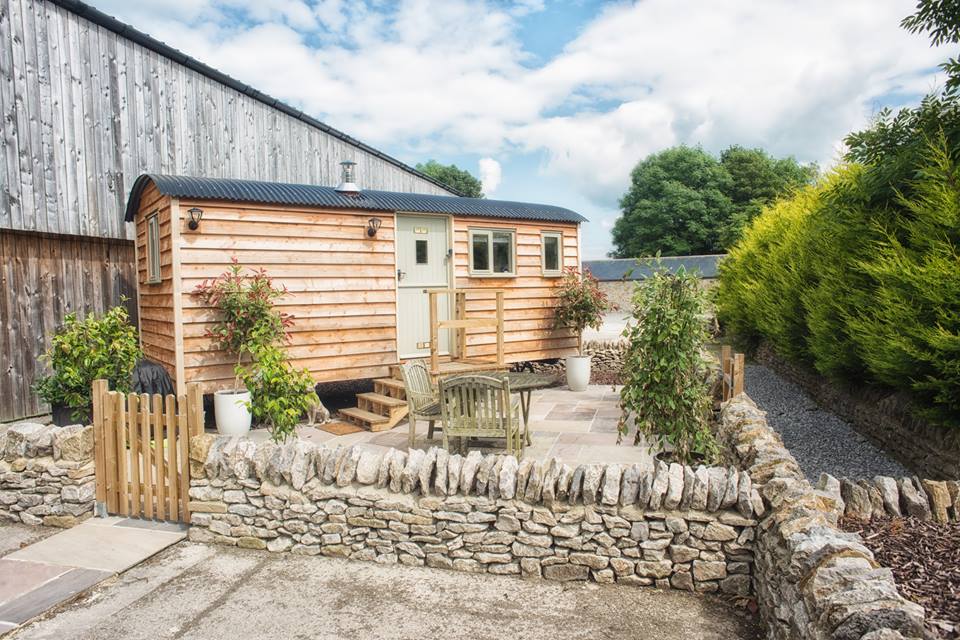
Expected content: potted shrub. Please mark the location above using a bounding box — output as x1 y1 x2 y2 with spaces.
241 344 318 443
193 259 292 435
553 268 611 391
36 305 142 425
618 266 717 464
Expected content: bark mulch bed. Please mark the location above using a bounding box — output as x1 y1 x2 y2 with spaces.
841 516 960 639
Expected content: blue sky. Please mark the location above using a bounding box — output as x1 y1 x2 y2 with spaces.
99 0 949 258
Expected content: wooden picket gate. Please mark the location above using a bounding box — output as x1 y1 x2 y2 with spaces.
720 346 746 402
91 379 204 523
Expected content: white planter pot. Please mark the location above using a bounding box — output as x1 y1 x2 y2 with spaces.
565 355 591 392
214 389 252 436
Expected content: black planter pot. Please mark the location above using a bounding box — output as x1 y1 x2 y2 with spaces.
50 403 90 426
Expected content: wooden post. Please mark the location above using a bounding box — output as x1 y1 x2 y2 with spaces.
92 379 108 516
495 291 504 367
429 290 439 375
152 394 166 521
165 394 178 521
721 345 732 401
178 393 191 523
141 393 154 520
733 353 745 397
103 391 118 514
188 383 204 437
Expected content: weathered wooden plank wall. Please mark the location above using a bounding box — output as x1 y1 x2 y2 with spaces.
0 229 137 421
0 0 455 420
0 0 451 241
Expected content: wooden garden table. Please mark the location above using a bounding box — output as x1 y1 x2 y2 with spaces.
485 371 559 446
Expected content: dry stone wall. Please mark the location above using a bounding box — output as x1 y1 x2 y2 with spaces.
0 422 96 527
187 436 757 593
821 474 960 524
717 395 926 640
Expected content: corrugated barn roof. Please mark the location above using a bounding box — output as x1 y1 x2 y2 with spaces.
124 174 588 224
583 255 725 281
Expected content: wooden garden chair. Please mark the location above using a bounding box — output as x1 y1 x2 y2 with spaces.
438 374 524 457
399 360 443 448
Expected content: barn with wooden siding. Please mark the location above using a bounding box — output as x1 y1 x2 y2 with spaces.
0 0 456 421
124 173 585 427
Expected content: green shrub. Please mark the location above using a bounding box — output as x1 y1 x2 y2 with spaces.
619 267 717 463
718 137 960 426
36 305 142 422
241 345 317 443
846 137 960 420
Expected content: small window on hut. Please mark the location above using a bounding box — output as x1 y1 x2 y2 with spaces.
542 232 562 276
146 212 161 284
469 229 515 276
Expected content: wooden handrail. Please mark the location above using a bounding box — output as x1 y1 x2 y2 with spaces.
422 287 507 294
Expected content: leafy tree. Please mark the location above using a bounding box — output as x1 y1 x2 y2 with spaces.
612 146 733 257
718 146 817 246
611 145 814 257
415 160 484 198
901 0 960 95
844 0 960 208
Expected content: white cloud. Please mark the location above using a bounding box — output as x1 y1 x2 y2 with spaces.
95 0 949 211
478 157 502 195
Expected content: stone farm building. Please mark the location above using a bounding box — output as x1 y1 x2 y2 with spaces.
582 255 724 310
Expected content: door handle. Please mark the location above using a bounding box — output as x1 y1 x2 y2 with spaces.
397 269 406 281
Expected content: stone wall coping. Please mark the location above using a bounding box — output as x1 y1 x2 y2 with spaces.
190 434 760 517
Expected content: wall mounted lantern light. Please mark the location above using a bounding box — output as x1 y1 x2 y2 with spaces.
367 217 382 237
187 207 204 230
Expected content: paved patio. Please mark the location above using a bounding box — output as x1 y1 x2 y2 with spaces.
250 384 655 468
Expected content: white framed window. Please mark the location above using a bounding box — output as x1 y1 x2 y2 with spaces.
146 212 161 284
469 228 515 276
541 231 563 276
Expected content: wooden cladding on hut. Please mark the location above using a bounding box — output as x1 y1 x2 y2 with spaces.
128 175 585 395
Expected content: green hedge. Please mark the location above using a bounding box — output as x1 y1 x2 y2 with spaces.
717 137 960 425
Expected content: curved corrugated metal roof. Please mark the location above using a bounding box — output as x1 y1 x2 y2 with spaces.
583 255 725 281
124 175 588 224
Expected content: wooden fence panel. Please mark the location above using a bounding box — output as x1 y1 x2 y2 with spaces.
92 379 201 523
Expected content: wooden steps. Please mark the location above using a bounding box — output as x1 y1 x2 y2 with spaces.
373 378 406 399
337 385 409 432
339 407 391 431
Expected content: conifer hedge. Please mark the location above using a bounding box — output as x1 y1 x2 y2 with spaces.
717 136 960 426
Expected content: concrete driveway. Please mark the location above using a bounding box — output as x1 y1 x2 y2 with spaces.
10 541 761 640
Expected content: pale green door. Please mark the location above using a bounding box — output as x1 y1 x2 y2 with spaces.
397 215 450 358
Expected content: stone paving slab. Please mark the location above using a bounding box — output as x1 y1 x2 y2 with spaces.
0 518 186 636
0 567 109 626
0 561 67 607
250 384 655 467
7 520 186 574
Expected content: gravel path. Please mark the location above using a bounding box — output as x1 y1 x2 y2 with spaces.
744 364 909 481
